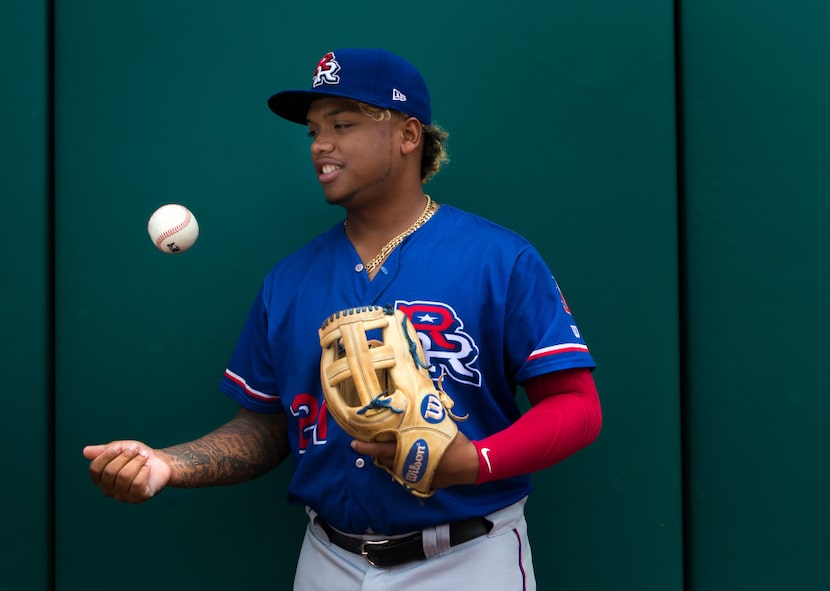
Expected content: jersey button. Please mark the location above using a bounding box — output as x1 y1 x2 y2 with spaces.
355 458 365 468
354 263 364 272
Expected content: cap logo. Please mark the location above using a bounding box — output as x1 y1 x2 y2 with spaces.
392 88 407 102
312 52 341 88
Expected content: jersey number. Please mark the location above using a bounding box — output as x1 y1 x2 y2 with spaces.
290 394 328 452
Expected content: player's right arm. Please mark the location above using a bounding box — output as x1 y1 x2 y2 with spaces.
83 407 289 504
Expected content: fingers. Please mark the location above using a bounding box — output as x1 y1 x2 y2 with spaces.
126 464 153 504
351 439 396 467
82 444 107 460
87 443 152 503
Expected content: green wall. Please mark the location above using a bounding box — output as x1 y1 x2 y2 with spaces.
680 2 830 589
1 0 51 588
1 1 826 589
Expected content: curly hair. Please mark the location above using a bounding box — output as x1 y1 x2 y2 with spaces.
419 123 449 183
358 103 449 183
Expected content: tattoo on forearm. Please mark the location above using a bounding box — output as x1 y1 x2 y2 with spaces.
163 412 289 488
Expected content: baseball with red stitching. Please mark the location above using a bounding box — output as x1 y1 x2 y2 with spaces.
147 203 200 254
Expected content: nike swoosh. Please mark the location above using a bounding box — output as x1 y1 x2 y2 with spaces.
481 447 493 473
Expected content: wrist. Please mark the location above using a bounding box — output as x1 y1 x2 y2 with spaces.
471 439 495 485
156 446 196 488
432 434 480 489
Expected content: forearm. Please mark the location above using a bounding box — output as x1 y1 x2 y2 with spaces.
472 368 602 484
160 408 289 488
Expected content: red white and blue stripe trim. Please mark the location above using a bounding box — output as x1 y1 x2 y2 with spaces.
526 343 590 362
223 369 280 403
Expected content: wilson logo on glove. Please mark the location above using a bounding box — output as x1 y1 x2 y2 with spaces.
319 304 467 497
420 395 446 424
403 439 429 484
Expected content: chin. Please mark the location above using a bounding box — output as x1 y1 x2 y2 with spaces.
323 188 355 207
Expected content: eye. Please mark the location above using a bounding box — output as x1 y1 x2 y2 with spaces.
306 129 318 139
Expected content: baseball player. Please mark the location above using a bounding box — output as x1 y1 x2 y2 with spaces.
84 48 602 590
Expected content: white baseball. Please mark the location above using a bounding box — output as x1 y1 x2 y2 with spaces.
147 204 199 254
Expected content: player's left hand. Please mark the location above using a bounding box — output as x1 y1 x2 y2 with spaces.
83 440 171 503
351 431 479 490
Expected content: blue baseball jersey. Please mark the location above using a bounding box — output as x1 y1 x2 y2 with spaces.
219 205 595 535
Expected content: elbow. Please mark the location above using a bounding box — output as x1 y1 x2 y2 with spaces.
586 400 602 445
582 384 603 446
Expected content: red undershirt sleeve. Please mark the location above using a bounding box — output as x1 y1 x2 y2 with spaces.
471 367 602 485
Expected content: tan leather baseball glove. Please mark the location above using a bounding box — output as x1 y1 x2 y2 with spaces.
319 305 467 497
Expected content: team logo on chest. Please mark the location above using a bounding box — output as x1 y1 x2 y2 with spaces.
396 300 481 387
312 52 341 87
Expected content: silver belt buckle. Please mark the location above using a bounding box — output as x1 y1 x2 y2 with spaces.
360 539 390 567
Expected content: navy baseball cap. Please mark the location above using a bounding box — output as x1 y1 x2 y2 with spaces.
267 48 431 125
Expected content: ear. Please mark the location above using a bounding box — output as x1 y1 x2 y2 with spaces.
399 116 423 156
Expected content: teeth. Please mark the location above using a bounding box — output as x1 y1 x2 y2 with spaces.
322 164 340 174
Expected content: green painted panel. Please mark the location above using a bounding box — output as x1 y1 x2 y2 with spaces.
55 1 681 589
0 0 51 589
681 2 830 589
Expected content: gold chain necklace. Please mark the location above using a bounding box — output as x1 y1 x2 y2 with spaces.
345 195 436 274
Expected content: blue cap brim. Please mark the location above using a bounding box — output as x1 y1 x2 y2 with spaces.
267 90 327 125
267 88 412 125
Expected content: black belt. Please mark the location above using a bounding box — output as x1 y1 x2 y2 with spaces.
316 516 493 568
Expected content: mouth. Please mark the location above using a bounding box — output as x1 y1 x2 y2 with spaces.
318 162 343 183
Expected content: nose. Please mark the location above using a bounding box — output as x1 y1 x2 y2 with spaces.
311 132 334 156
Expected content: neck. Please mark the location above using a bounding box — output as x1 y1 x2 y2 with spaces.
344 194 437 276
344 191 429 239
